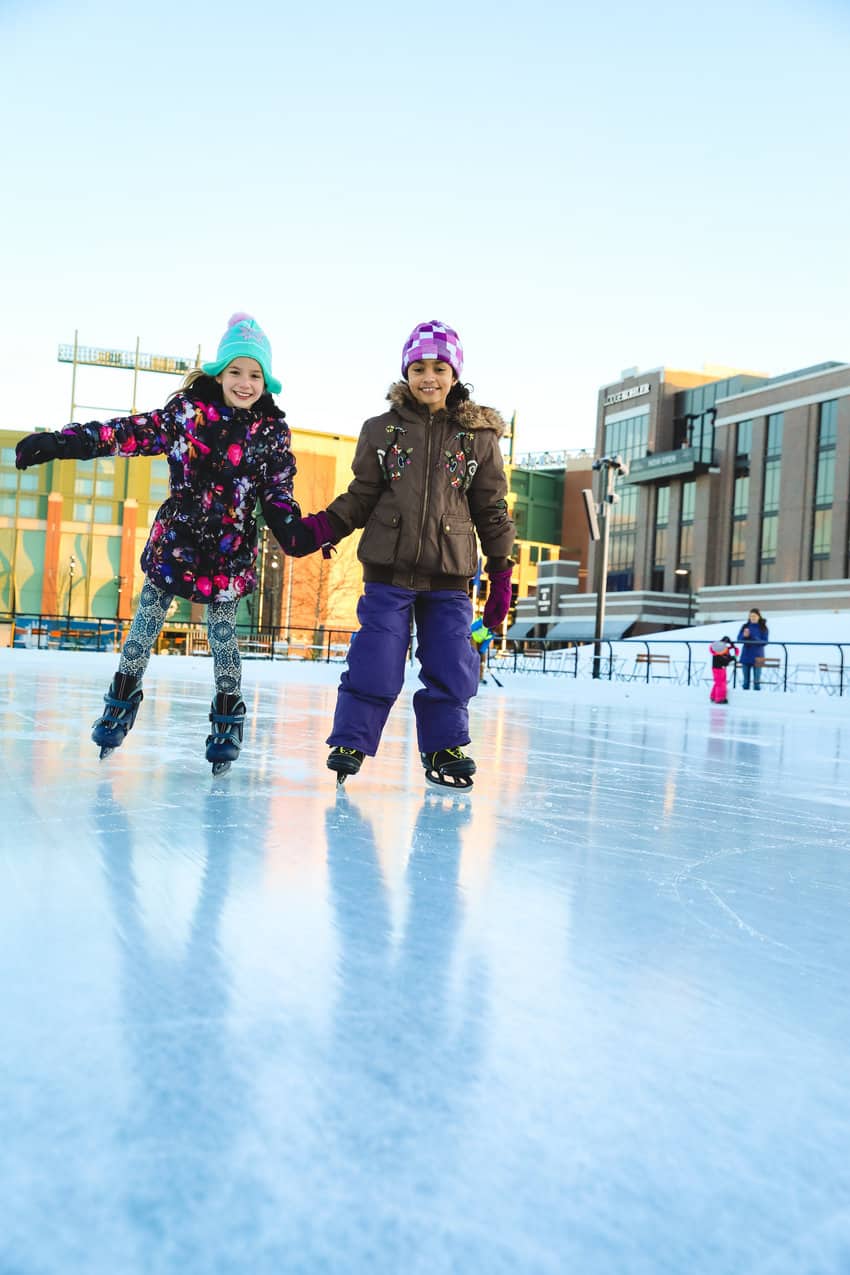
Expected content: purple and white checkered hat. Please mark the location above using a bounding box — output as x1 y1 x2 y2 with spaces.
401 320 463 379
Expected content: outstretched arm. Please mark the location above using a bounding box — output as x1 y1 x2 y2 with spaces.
16 406 176 469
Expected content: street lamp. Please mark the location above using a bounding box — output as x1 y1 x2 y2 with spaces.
588 453 630 679
675 566 694 626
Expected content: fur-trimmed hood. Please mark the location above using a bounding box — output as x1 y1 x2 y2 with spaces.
387 381 507 438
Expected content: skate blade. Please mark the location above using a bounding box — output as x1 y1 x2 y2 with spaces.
211 761 232 776
424 770 474 790
98 746 115 761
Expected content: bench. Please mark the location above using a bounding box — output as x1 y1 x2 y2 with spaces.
625 652 678 682
819 663 847 695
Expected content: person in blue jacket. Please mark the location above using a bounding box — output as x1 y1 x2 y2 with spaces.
736 608 769 689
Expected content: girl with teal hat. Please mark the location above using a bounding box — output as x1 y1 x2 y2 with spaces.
15 312 302 773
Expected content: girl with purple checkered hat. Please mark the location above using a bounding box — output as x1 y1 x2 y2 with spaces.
279 319 516 789
15 312 303 774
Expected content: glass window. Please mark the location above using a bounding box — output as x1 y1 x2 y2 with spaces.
75 477 93 496
655 486 670 526
730 521 747 564
736 419 752 461
819 400 838 447
529 546 539 564
1 447 16 467
815 453 835 507
18 473 39 492
812 508 832 557
5 496 38 517
763 460 781 513
604 411 649 463
74 503 92 521
93 503 113 523
760 513 778 561
733 475 749 517
678 523 693 568
681 480 696 523
766 413 783 456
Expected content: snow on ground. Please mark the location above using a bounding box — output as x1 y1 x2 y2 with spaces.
1 647 849 1274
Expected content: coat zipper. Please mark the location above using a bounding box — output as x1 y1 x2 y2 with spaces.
411 413 437 585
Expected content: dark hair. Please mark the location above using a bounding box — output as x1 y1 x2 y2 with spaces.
447 380 472 411
748 607 766 624
167 371 276 413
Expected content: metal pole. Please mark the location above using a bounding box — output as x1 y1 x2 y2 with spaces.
131 336 141 413
69 329 79 421
591 474 610 680
284 553 294 638
590 454 628 679
66 554 76 640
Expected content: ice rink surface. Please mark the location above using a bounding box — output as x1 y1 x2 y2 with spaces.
2 648 849 1274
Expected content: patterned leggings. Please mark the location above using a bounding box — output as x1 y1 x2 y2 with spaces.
119 580 242 694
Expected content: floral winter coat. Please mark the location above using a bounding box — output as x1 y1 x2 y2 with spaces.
57 391 299 603
324 382 515 591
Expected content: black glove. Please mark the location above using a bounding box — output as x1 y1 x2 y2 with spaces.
15 433 61 469
279 517 319 558
15 431 91 469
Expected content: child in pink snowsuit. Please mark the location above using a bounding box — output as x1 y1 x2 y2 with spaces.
709 636 738 703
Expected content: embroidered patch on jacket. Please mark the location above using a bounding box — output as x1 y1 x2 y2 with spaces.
444 431 478 491
378 424 413 483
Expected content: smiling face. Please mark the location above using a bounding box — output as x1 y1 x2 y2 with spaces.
406 359 457 414
216 358 265 408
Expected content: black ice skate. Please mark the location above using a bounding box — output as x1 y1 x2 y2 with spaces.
421 747 476 790
327 746 365 786
205 693 247 775
91 672 144 760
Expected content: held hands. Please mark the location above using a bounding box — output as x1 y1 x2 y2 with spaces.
279 512 338 559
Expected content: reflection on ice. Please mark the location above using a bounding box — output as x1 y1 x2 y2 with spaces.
1 650 850 1274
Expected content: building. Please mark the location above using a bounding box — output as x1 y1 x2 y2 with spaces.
0 424 360 640
1 419 583 643
570 360 850 635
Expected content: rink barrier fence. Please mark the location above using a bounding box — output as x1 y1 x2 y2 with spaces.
485 638 849 696
1 612 847 696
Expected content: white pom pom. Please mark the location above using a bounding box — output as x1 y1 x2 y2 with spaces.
227 311 253 327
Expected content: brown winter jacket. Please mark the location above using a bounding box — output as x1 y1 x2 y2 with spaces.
324 382 515 591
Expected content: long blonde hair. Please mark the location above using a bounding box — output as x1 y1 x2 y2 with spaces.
181 368 208 392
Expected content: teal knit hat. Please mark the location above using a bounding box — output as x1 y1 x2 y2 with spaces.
202 312 281 394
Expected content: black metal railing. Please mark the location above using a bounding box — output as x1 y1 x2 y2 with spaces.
483 638 849 696
2 611 847 694
0 612 357 663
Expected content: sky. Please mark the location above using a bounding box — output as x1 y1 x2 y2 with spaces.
2 0 849 462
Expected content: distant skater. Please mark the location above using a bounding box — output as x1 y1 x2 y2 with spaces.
709 636 738 703
736 608 769 690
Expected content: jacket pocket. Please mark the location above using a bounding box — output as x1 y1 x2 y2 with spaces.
358 504 402 566
439 517 477 577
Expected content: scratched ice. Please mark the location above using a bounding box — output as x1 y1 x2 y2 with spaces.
1 649 849 1274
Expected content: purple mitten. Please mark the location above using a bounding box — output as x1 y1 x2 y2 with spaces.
302 512 338 559
482 567 513 630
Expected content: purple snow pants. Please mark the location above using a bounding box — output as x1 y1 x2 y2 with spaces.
327 582 481 756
